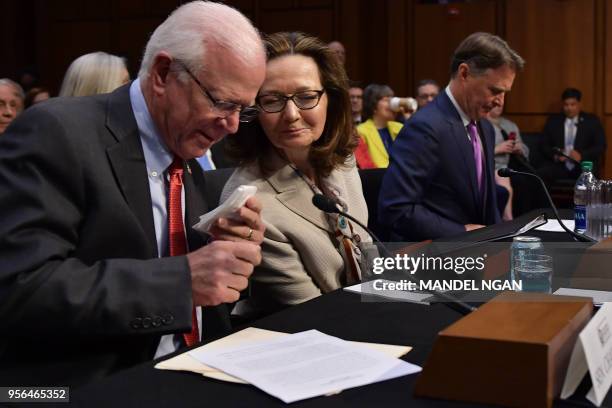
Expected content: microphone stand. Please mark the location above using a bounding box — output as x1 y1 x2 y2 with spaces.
498 168 595 243
312 194 477 315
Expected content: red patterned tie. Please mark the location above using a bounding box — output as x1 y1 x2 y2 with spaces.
168 157 199 347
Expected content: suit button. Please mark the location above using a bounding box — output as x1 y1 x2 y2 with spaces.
152 316 162 327
142 317 152 329
161 313 174 325
130 318 142 329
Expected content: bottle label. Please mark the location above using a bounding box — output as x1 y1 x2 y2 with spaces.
575 205 587 230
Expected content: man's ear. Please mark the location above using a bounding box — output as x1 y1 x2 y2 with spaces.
458 63 470 82
150 52 173 96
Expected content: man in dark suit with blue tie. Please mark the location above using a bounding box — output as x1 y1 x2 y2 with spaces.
379 32 524 241
539 88 606 180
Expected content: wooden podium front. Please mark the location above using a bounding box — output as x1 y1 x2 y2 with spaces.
414 292 592 408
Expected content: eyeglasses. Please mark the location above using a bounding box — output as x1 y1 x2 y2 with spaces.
174 60 259 123
256 90 325 113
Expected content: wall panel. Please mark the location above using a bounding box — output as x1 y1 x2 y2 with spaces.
505 0 596 114
2 0 611 175
413 1 496 92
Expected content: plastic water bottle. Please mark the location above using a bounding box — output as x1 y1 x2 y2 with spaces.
574 161 595 234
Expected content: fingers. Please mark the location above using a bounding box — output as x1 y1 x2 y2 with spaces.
209 197 265 244
187 241 260 306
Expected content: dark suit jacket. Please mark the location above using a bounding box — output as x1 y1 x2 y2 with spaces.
540 112 606 172
0 84 230 388
378 91 500 241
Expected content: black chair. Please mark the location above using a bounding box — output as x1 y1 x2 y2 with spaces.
358 168 389 241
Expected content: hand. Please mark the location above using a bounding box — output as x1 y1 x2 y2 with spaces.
464 224 485 231
555 155 566 162
209 196 265 244
187 240 261 306
494 140 514 155
511 141 524 155
569 149 582 162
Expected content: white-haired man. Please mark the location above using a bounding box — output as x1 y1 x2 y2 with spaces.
0 2 266 387
0 78 24 134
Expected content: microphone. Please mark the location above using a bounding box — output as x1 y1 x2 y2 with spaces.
552 147 581 167
497 168 595 242
312 194 477 315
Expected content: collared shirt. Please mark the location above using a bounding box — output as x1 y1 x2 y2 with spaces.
564 116 578 151
129 79 202 359
445 85 484 146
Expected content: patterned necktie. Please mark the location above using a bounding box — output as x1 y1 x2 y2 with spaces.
168 157 199 347
467 121 483 193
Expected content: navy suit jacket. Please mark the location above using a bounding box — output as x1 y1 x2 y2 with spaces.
540 112 606 172
378 91 500 241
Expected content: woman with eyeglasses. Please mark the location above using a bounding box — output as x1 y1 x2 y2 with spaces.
220 32 371 317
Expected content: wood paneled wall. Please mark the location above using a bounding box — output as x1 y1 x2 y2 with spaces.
2 0 611 176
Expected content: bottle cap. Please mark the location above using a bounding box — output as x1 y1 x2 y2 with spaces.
581 161 593 171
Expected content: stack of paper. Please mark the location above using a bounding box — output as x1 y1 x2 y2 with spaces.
156 327 420 403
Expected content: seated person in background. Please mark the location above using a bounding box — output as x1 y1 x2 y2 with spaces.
487 102 529 220
222 32 370 316
59 51 130 97
24 86 50 108
355 84 403 168
379 32 524 241
0 79 24 134
349 80 363 125
538 87 606 181
415 79 440 109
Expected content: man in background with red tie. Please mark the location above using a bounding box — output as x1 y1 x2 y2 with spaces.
379 32 524 241
0 1 266 388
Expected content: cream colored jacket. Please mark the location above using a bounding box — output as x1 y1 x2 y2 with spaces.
220 153 369 314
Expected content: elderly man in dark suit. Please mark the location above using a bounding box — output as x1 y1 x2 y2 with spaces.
0 1 266 388
539 87 606 180
379 32 524 241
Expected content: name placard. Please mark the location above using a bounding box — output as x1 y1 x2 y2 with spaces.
561 303 612 406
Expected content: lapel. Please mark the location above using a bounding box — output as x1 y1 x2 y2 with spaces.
557 115 567 147
265 158 331 232
105 84 158 257
575 113 585 145
183 159 209 250
439 93 481 214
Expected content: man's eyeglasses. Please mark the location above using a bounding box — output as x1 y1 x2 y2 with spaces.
256 90 325 113
174 60 259 123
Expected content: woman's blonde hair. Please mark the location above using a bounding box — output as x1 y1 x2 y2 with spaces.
59 52 128 97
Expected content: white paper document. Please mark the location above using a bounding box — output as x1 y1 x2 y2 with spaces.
561 303 612 406
554 288 612 306
189 329 421 403
535 219 575 233
344 280 433 304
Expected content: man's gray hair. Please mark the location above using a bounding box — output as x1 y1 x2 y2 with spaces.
0 79 25 100
450 32 525 77
138 1 264 81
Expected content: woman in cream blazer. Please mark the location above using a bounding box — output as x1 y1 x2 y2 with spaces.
220 32 370 316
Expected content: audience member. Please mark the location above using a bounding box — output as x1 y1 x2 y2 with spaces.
380 32 524 241
0 1 266 387
538 88 606 181
222 32 369 316
415 79 440 108
59 51 130 97
355 84 403 168
349 81 363 124
328 40 346 65
24 86 50 108
0 78 24 134
487 102 529 220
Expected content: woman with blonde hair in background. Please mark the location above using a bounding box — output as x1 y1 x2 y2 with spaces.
59 51 130 97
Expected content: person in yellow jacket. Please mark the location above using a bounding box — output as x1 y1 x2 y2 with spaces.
356 84 404 168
